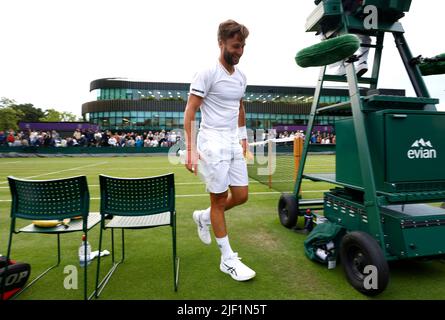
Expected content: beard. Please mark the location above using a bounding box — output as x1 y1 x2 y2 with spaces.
223 48 238 66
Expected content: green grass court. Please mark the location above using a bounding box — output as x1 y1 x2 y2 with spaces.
1 155 445 300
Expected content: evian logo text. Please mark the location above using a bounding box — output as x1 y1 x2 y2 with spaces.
407 138 437 159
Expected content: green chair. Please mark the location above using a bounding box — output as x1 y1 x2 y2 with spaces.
2 175 100 300
94 173 179 298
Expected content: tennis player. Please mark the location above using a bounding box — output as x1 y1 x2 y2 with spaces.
183 19 255 281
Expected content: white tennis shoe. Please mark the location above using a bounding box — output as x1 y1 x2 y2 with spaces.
220 253 256 281
193 210 211 245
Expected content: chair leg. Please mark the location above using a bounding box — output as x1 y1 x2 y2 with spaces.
4 233 61 300
0 223 15 300
83 232 88 301
93 228 125 298
172 215 179 292
93 221 105 299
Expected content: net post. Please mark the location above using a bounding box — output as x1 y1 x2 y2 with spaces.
294 136 304 191
268 140 273 189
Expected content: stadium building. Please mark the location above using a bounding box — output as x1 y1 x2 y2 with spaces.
82 78 404 132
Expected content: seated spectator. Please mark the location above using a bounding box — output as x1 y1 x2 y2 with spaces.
135 135 143 148
168 131 177 147
73 129 81 140
108 136 117 147
150 138 159 147
126 138 135 147
94 131 102 146
19 137 28 146
78 134 87 146
12 136 22 147
0 131 6 145
7 131 15 146
310 133 317 144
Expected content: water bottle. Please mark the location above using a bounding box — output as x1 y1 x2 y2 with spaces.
79 234 91 267
315 248 328 261
327 255 337 269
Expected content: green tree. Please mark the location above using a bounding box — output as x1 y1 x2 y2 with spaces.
42 108 62 121
0 97 17 107
11 103 45 122
60 111 79 122
42 108 80 122
0 107 24 131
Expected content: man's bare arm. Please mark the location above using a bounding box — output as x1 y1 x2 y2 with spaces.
184 94 202 175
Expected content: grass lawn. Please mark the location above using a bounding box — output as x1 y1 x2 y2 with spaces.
1 155 445 300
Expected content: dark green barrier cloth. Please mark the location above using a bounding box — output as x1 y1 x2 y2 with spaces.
304 221 345 264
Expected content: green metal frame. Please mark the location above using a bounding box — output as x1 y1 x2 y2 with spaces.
294 0 438 253
1 175 96 300
93 173 179 299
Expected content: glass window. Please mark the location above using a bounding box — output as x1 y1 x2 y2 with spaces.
151 117 159 127
126 89 133 100
100 118 109 127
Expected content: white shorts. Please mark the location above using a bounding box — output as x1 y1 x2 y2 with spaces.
197 128 248 194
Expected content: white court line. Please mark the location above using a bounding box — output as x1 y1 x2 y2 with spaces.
0 161 108 184
175 190 329 198
1 161 21 164
0 179 330 188
0 190 329 201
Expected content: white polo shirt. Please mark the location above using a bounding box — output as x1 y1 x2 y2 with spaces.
190 61 247 131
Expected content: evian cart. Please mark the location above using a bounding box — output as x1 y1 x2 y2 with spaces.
278 0 445 295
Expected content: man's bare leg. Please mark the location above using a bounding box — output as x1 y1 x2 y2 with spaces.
192 186 248 244
210 187 255 281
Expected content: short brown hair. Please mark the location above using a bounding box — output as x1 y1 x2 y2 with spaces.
217 19 249 42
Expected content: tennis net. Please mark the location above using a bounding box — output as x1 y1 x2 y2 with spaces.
247 136 303 193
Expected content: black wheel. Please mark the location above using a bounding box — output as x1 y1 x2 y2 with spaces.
278 194 298 228
340 231 389 296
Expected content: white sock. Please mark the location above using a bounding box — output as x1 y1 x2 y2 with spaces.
216 235 235 260
201 207 211 225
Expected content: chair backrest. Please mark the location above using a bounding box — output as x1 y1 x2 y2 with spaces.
99 173 175 217
8 175 90 220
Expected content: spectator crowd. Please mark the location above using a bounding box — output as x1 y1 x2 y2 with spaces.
0 129 182 148
268 129 336 144
0 128 335 148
